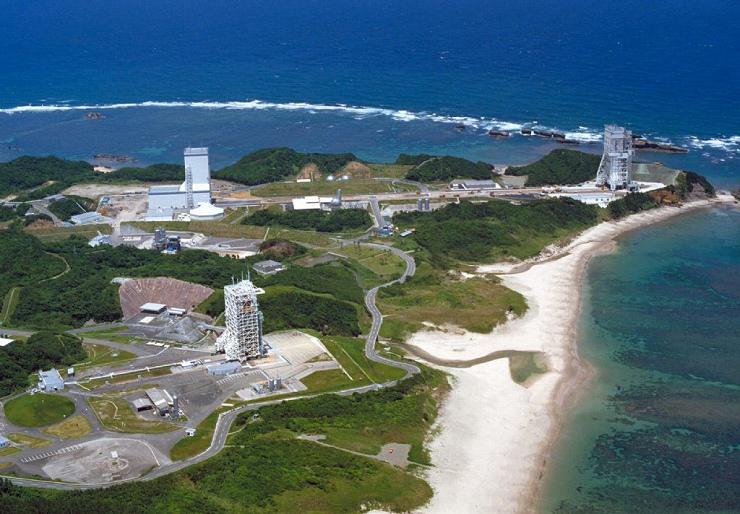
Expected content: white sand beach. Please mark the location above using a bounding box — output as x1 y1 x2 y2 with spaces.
411 196 734 514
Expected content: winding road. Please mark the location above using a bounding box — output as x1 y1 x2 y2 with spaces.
2 240 419 491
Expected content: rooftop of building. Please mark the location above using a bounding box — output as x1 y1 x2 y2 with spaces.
184 147 208 156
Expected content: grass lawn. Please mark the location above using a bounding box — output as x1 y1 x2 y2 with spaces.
88 396 178 434
334 245 406 281
250 178 411 198
76 343 136 369
79 326 132 344
322 335 406 384
0 447 20 457
270 228 333 247
4 394 76 427
127 220 267 240
24 224 112 242
85 366 172 389
300 369 353 391
169 408 226 461
366 163 415 179
377 261 527 341
42 415 92 440
7 433 52 449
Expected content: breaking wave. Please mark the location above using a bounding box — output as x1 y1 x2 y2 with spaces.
2 98 737 157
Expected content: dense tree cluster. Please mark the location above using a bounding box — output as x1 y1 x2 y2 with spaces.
506 149 601 186
246 208 372 232
607 193 659 219
0 156 96 198
404 155 492 182
215 147 358 185
0 332 86 395
675 171 716 198
393 198 599 265
260 287 361 336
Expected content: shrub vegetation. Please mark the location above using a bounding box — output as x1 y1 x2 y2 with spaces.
506 149 601 186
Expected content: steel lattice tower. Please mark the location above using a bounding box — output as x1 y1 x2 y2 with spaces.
595 125 634 190
216 278 265 361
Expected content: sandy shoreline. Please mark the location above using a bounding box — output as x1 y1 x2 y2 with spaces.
407 196 734 514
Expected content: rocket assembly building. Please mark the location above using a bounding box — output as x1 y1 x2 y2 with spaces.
146 147 223 221
216 278 265 361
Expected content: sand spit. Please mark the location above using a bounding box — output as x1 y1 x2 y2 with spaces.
412 196 734 514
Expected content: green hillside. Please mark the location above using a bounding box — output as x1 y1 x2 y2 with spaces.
215 147 358 185
506 149 600 186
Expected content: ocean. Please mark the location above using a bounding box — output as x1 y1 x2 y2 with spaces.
541 207 740 513
1 0 739 187
2 3 739 511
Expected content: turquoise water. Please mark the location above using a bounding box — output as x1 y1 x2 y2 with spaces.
542 207 740 513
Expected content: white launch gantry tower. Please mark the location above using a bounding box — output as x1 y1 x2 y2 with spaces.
216 278 265 361
595 125 634 190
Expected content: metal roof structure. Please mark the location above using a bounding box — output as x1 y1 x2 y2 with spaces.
38 368 64 391
253 260 286 275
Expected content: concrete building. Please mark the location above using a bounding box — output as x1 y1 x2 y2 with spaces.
132 398 153 412
88 234 112 247
145 388 173 416
140 302 167 314
70 212 113 225
206 360 242 376
252 260 285 276
596 125 634 190
38 369 64 391
216 278 265 361
449 179 500 191
146 147 213 220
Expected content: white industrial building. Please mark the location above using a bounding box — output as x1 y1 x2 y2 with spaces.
146 147 223 220
596 125 634 191
216 278 265 361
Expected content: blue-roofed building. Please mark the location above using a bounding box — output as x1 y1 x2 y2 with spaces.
38 368 65 391
0 435 11 448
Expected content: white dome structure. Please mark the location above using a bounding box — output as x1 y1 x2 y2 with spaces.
189 202 224 221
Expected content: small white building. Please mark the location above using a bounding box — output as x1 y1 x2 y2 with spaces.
189 202 224 221
291 196 334 210
0 337 15 347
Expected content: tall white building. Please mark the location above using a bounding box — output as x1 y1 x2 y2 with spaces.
595 125 634 190
216 278 265 361
146 147 214 220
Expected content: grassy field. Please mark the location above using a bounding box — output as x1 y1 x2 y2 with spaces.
334 244 406 281
24 224 112 242
269 227 333 247
78 326 133 344
300 369 353 391
322 336 406 384
250 178 412 198
366 163 415 179
88 396 178 434
127 220 267 240
169 408 226 461
76 343 137 369
7 433 52 448
42 415 92 440
377 261 527 340
0 447 20 457
0 287 20 325
4 394 76 427
84 367 172 390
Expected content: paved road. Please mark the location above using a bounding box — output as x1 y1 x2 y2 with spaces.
2 242 419 490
